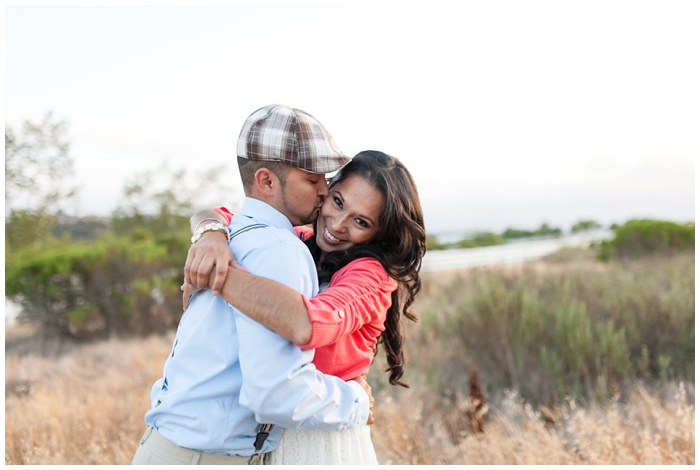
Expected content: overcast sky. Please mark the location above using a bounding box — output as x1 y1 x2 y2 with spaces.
4 1 697 235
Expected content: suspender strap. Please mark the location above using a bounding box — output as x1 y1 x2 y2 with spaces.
230 222 273 465
248 423 274 464
230 223 267 238
253 423 274 451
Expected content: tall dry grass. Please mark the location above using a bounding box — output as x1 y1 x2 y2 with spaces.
371 382 694 464
4 253 695 465
5 329 169 465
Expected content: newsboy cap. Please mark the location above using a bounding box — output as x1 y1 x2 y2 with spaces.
236 104 350 174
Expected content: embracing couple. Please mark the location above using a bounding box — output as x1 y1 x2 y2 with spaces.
132 104 426 465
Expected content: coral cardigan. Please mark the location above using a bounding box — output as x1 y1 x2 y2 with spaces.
216 208 397 380
301 256 396 380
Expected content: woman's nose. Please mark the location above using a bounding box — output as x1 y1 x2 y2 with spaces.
330 215 348 232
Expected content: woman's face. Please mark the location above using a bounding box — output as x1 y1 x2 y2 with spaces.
315 173 384 253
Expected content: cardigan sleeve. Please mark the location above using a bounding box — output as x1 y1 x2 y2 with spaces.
294 225 314 241
214 206 234 224
299 258 397 350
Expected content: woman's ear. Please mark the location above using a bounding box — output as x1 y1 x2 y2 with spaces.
253 168 278 197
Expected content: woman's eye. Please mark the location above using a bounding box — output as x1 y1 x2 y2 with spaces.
333 196 343 207
355 219 369 228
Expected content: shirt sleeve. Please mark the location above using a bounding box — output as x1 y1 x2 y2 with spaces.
300 258 398 350
234 239 370 430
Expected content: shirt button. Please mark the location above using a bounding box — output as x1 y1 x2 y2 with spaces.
338 309 345 318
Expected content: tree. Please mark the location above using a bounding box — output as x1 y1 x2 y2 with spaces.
571 219 602 233
5 113 78 249
110 160 238 236
5 115 241 341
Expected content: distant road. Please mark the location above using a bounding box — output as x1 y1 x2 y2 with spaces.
421 230 612 272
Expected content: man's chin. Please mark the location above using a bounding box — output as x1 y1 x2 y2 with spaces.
304 211 321 226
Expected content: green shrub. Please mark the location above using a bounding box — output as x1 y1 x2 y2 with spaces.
571 219 602 232
456 232 505 248
426 234 446 251
503 223 562 240
411 250 694 404
598 219 694 260
5 234 188 340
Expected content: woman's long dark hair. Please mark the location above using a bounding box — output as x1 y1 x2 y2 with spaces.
305 150 426 387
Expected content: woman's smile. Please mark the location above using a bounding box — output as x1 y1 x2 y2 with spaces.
322 227 344 245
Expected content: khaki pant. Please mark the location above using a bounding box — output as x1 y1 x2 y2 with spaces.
132 426 263 465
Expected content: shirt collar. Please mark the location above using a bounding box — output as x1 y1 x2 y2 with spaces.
238 197 295 233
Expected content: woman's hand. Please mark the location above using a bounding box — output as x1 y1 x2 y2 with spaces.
184 230 234 295
182 231 252 310
182 282 201 310
351 375 375 425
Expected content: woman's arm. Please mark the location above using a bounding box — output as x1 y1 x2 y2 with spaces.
214 265 314 345
298 258 396 349
183 257 396 350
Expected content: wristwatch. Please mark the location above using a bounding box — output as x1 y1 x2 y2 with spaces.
191 222 231 245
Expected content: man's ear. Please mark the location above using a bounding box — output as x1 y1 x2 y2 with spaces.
253 168 278 197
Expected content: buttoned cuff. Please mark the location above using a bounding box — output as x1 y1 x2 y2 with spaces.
298 294 344 349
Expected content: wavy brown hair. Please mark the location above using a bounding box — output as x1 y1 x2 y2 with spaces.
305 150 426 387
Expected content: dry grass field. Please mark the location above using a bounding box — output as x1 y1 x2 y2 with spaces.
4 259 695 465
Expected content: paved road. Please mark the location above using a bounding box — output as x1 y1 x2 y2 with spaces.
421 230 612 272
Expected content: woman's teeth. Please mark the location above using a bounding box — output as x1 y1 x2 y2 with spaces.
325 228 341 243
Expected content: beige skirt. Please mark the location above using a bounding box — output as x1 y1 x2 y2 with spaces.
268 426 377 465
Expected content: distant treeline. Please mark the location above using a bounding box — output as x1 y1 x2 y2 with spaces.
427 220 604 250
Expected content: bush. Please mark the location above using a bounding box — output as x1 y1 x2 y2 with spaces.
571 219 602 232
426 234 446 251
598 219 694 260
410 251 695 405
503 224 562 240
5 234 188 341
456 232 505 248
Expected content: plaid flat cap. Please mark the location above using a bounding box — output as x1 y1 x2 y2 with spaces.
237 104 350 174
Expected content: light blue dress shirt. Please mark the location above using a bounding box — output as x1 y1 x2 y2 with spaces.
145 197 369 456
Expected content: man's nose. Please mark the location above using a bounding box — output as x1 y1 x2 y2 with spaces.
317 178 329 197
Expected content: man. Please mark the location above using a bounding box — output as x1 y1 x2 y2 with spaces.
132 104 371 465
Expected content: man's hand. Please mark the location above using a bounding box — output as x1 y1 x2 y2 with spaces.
352 375 375 425
183 230 234 295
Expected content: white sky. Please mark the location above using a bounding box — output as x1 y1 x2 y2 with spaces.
4 1 697 235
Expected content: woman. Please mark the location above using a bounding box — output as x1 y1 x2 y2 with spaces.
183 150 426 464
